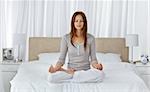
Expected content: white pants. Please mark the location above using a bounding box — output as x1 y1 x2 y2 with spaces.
48 71 73 83
48 68 104 83
72 68 104 83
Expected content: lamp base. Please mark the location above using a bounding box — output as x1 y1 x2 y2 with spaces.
15 58 22 62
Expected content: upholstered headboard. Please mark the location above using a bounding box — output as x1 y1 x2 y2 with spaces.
29 37 129 62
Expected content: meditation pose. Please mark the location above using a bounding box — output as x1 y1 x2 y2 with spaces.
48 11 103 82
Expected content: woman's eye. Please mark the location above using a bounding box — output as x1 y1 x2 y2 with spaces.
75 20 84 22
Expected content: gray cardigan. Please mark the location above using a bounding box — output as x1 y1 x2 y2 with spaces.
57 33 98 71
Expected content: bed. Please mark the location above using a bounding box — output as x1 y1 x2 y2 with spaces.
10 37 150 92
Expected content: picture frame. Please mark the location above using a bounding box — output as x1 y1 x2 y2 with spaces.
2 48 14 62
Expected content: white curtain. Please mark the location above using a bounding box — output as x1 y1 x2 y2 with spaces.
0 1 7 61
147 0 150 57
0 0 150 61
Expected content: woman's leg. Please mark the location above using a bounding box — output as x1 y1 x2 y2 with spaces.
72 68 104 83
48 65 75 83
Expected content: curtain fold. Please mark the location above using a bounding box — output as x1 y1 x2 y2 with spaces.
0 0 150 61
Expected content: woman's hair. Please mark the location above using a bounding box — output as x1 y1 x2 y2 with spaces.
70 11 87 50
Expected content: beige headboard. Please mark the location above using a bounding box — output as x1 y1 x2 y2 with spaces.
29 37 129 62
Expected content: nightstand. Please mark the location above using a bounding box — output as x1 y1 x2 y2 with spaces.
0 62 21 92
135 62 150 89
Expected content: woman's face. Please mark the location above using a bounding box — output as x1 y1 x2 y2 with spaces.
74 14 84 31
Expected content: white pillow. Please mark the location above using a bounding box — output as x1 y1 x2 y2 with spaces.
96 52 121 63
38 52 60 65
38 53 68 68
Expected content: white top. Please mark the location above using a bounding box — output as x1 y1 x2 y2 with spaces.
56 33 98 71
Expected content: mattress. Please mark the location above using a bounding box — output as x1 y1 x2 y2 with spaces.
10 61 150 92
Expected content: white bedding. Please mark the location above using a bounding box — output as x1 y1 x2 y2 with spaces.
10 61 150 92
0 70 4 92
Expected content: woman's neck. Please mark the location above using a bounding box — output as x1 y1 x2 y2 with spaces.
76 30 83 37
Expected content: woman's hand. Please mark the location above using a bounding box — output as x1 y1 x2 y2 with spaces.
92 63 103 70
49 64 62 73
49 65 56 73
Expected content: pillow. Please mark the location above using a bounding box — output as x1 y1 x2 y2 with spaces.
96 52 121 63
38 52 60 65
38 53 68 67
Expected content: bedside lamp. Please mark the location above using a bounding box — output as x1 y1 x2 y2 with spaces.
13 33 26 62
126 34 139 63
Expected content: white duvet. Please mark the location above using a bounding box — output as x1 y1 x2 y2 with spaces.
10 61 150 92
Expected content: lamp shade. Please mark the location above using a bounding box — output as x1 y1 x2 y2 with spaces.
125 34 138 47
13 33 26 45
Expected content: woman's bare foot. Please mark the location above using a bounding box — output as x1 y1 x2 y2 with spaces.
66 68 75 75
49 65 56 73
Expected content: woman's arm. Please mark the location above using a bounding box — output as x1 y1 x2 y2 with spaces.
90 36 98 64
55 35 68 71
90 36 103 70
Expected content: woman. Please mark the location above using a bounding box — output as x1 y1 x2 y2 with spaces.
49 11 103 75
